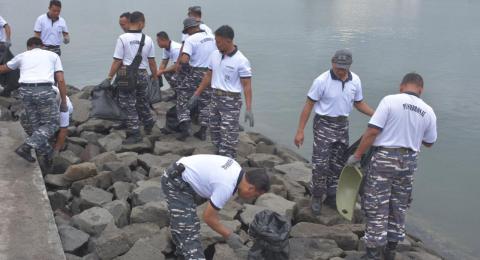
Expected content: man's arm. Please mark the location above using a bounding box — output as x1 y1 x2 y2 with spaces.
193 70 212 96
148 58 158 80
175 44 185 73
55 71 67 105
353 126 381 159
354 101 374 117
0 65 12 74
107 59 123 80
422 142 433 148
203 203 232 239
4 24 11 42
241 77 252 112
158 59 169 72
34 32 41 38
294 99 315 148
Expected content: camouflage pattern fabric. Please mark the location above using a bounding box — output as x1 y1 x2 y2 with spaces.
117 70 154 135
362 147 417 248
210 91 242 158
163 71 178 89
311 114 349 198
44 45 61 56
19 85 59 155
176 67 209 124
161 166 206 260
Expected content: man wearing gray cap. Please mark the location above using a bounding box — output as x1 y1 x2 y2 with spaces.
294 49 374 215
175 17 216 141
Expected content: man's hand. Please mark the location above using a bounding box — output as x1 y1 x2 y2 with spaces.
59 101 68 113
63 35 70 44
294 130 304 148
226 233 244 250
244 110 254 127
188 95 199 110
346 154 361 167
100 78 112 88
156 69 165 77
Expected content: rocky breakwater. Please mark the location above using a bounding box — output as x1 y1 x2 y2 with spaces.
1 85 443 260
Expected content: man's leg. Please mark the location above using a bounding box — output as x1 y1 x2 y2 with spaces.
135 72 155 133
118 88 141 143
193 70 210 140
218 95 242 158
209 95 222 153
161 175 205 259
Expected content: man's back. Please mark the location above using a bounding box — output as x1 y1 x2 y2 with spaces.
183 31 216 68
114 32 155 69
7 48 62 83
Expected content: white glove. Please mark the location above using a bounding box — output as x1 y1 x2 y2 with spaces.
244 110 254 127
346 155 361 167
63 35 70 44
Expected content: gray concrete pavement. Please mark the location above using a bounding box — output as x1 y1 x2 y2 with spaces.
0 121 65 260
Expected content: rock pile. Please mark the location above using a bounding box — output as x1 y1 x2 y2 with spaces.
1 86 442 260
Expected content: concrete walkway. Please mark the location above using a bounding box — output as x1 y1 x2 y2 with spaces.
0 121 65 260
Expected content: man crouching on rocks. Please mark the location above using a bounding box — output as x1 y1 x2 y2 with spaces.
161 154 270 259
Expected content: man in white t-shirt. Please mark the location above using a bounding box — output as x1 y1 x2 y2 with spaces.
294 49 374 215
161 154 270 259
175 17 216 141
180 6 213 43
33 0 69 56
156 31 181 93
105 11 157 144
347 73 437 260
0 37 67 163
118 12 130 33
191 25 254 158
0 15 12 48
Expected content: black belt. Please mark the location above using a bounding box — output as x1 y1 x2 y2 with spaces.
44 45 60 48
214 89 241 97
20 82 53 87
192 67 208 71
318 114 348 122
377 147 415 154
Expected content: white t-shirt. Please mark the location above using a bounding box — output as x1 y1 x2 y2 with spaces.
7 48 63 84
113 32 155 70
162 40 182 62
369 92 437 152
52 86 73 127
179 154 243 210
34 14 69 46
182 31 216 68
307 70 363 117
209 48 252 93
181 23 213 42
0 16 8 42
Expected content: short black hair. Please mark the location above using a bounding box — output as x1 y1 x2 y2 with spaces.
188 6 202 17
49 0 61 8
156 31 169 40
120 12 130 19
27 37 43 48
401 72 424 87
215 25 235 40
129 11 145 24
245 170 270 193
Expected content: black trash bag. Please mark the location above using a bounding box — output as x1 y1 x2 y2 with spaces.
0 44 20 97
90 82 126 120
248 210 291 260
147 77 163 104
164 105 180 132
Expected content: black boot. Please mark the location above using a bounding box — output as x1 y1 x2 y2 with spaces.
193 125 207 141
144 123 154 135
384 241 398 260
324 195 337 209
123 132 142 145
15 143 36 163
176 121 191 141
361 247 382 260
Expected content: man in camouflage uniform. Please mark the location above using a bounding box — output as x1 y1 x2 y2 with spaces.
294 49 374 215
105 11 157 144
190 25 254 158
175 17 216 141
0 37 67 163
347 73 437 259
161 154 270 259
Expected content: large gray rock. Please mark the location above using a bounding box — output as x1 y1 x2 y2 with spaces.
289 237 343 260
110 164 133 183
72 207 114 236
71 171 113 196
67 137 89 146
200 220 241 248
247 153 284 168
153 140 195 156
98 132 124 152
121 223 161 246
48 189 72 211
213 243 240 260
247 132 275 145
110 181 135 200
64 162 98 182
93 224 131 259
71 97 90 124
131 181 165 206
79 185 113 210
255 141 277 154
237 132 256 157
197 200 243 221
290 222 359 250
52 150 82 174
138 153 181 172
89 151 119 168
239 204 269 225
77 119 114 134
80 143 102 162
130 201 169 228
295 204 348 226
80 132 104 146
58 225 90 253
275 145 309 163
255 193 296 219
116 152 139 168
398 249 442 260
270 174 307 203
274 161 311 187
103 200 131 228
114 238 165 260
119 137 153 153
44 174 72 188
66 142 85 157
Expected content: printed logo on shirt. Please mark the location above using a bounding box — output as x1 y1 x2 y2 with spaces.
200 38 214 44
221 159 234 170
403 103 426 117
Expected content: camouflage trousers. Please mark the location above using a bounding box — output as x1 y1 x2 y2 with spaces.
362 147 417 248
44 45 61 56
177 67 210 125
163 71 178 89
311 115 349 198
161 167 205 260
117 70 154 135
19 85 59 155
210 90 242 158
